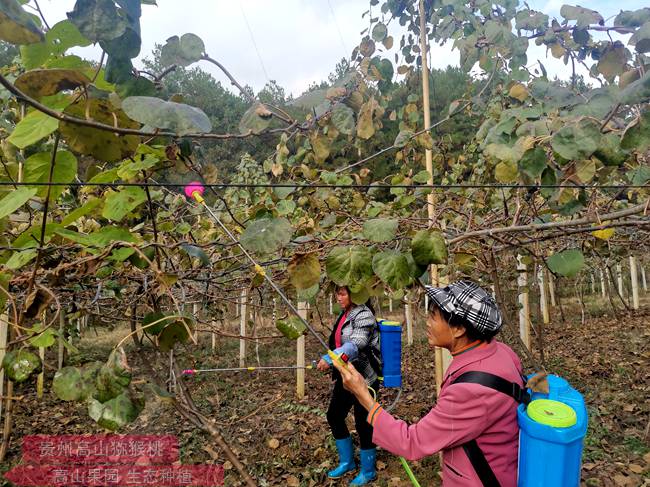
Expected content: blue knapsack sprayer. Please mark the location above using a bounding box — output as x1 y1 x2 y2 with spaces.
182 182 589 487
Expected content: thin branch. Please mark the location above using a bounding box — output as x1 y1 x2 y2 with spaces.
32 0 51 30
449 200 650 245
0 72 298 140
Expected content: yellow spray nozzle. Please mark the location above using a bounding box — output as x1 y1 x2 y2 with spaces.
192 191 205 204
328 350 348 368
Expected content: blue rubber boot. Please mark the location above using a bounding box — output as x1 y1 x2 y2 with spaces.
349 448 376 485
327 437 356 479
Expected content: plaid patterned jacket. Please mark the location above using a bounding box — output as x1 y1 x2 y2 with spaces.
329 304 382 385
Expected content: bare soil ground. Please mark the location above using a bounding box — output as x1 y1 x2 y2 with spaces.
1 299 648 487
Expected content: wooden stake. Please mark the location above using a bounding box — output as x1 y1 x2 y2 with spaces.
404 294 413 347
517 256 531 350
548 272 557 307
617 263 624 298
388 297 393 313
0 313 7 421
57 308 65 370
630 256 640 310
296 301 307 399
36 311 45 399
539 267 550 325
239 289 248 368
418 0 446 394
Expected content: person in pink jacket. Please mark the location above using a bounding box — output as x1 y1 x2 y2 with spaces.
333 280 526 486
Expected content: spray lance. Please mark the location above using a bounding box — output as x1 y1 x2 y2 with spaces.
182 182 421 487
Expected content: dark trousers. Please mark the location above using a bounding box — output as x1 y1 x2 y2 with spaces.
326 379 380 450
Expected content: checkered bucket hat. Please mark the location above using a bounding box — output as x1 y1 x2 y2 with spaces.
425 280 503 335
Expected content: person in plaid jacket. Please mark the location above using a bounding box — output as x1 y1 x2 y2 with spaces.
317 286 381 485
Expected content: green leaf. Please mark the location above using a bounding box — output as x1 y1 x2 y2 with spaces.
67 0 127 43
551 119 601 161
287 252 321 290
52 362 100 401
411 229 448 266
180 244 210 267
413 170 431 184
363 218 398 243
2 350 41 383
276 199 296 216
621 110 650 152
0 0 44 44
158 318 192 352
56 226 136 247
21 21 91 69
160 33 205 67
394 129 413 148
547 249 585 277
560 5 603 27
102 187 147 221
629 21 650 53
495 161 518 182
519 147 547 179
116 154 158 180
4 248 37 269
371 22 387 41
240 217 293 254
276 316 306 340
289 89 327 111
331 103 355 136
59 99 140 162
297 283 319 301
614 8 650 28
0 187 37 219
619 71 650 105
88 391 143 431
23 150 77 201
142 311 175 336
122 96 211 135
94 348 132 403
239 102 272 134
594 133 628 166
325 245 373 293
0 272 10 311
7 110 58 149
372 251 412 290
627 165 650 185
28 327 56 348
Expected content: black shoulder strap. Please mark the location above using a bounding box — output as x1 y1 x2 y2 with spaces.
451 371 531 487
452 371 531 405
462 440 501 487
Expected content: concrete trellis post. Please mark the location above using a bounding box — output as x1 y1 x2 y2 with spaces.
388 297 393 313
642 265 648 292
600 268 607 298
211 321 217 351
517 256 531 350
590 274 596 295
296 301 307 399
630 256 639 310
424 294 429 313
538 267 550 325
239 289 248 368
328 295 333 315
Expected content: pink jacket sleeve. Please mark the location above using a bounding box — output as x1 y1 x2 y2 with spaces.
372 384 488 461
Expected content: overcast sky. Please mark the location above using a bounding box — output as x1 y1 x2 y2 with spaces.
35 0 646 97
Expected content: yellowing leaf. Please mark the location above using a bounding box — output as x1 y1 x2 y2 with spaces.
509 83 529 101
591 227 615 240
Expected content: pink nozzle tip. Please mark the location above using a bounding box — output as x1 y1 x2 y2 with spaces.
184 182 205 199
182 369 196 375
